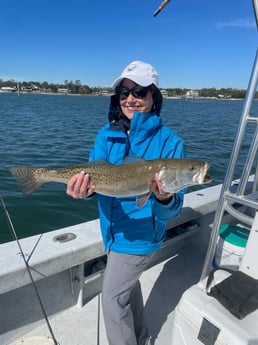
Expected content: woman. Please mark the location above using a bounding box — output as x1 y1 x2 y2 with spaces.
66 61 186 345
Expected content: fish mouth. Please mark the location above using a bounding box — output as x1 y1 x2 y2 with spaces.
193 163 212 184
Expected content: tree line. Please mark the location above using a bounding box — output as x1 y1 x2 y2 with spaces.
0 78 255 99
0 79 100 95
167 87 249 99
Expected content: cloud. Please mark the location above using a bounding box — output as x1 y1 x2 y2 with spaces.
215 19 256 29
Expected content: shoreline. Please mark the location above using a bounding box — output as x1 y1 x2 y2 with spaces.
0 90 246 101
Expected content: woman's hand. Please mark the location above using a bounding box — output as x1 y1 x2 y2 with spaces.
149 173 174 205
66 171 95 199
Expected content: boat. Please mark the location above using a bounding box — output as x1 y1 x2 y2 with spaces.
1 2 258 344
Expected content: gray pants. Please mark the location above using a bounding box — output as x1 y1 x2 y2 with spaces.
101 251 153 345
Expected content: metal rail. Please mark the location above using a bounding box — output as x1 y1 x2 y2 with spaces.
201 1 258 279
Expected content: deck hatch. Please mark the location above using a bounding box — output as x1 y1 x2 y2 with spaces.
197 317 220 345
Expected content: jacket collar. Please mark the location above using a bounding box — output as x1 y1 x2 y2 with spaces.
129 111 162 139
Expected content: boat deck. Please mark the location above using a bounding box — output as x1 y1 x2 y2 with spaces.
9 243 206 345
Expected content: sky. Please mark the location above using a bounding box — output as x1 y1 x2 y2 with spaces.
0 0 257 89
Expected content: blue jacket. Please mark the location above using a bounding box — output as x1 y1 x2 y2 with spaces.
89 111 186 254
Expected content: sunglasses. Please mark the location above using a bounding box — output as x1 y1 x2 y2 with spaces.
116 86 151 100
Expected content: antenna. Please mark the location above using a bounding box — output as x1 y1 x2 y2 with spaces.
153 0 171 17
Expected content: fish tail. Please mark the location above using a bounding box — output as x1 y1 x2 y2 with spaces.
9 167 46 195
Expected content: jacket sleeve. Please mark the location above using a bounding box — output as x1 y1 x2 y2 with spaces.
89 124 128 163
89 125 108 161
152 190 184 221
83 126 108 201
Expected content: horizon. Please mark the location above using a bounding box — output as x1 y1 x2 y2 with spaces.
0 78 250 91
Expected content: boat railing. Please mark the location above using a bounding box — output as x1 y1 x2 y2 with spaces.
0 184 221 299
201 0 258 280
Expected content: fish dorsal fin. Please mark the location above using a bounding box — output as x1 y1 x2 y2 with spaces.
122 156 145 164
136 192 151 209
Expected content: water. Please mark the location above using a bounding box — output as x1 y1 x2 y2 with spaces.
0 93 257 243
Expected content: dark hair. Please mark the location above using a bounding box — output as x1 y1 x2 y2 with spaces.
108 83 163 133
150 84 163 115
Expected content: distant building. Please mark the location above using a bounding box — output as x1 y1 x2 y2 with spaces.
100 88 114 96
21 84 40 92
185 90 199 98
160 89 168 98
58 88 68 94
0 87 17 92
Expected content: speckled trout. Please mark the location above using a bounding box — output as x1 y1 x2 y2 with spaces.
10 158 211 208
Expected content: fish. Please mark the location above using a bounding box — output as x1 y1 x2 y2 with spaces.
9 158 212 208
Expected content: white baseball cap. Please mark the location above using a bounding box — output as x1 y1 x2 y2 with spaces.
111 61 159 90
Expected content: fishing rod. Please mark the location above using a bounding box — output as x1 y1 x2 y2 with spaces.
0 195 59 345
153 0 171 17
